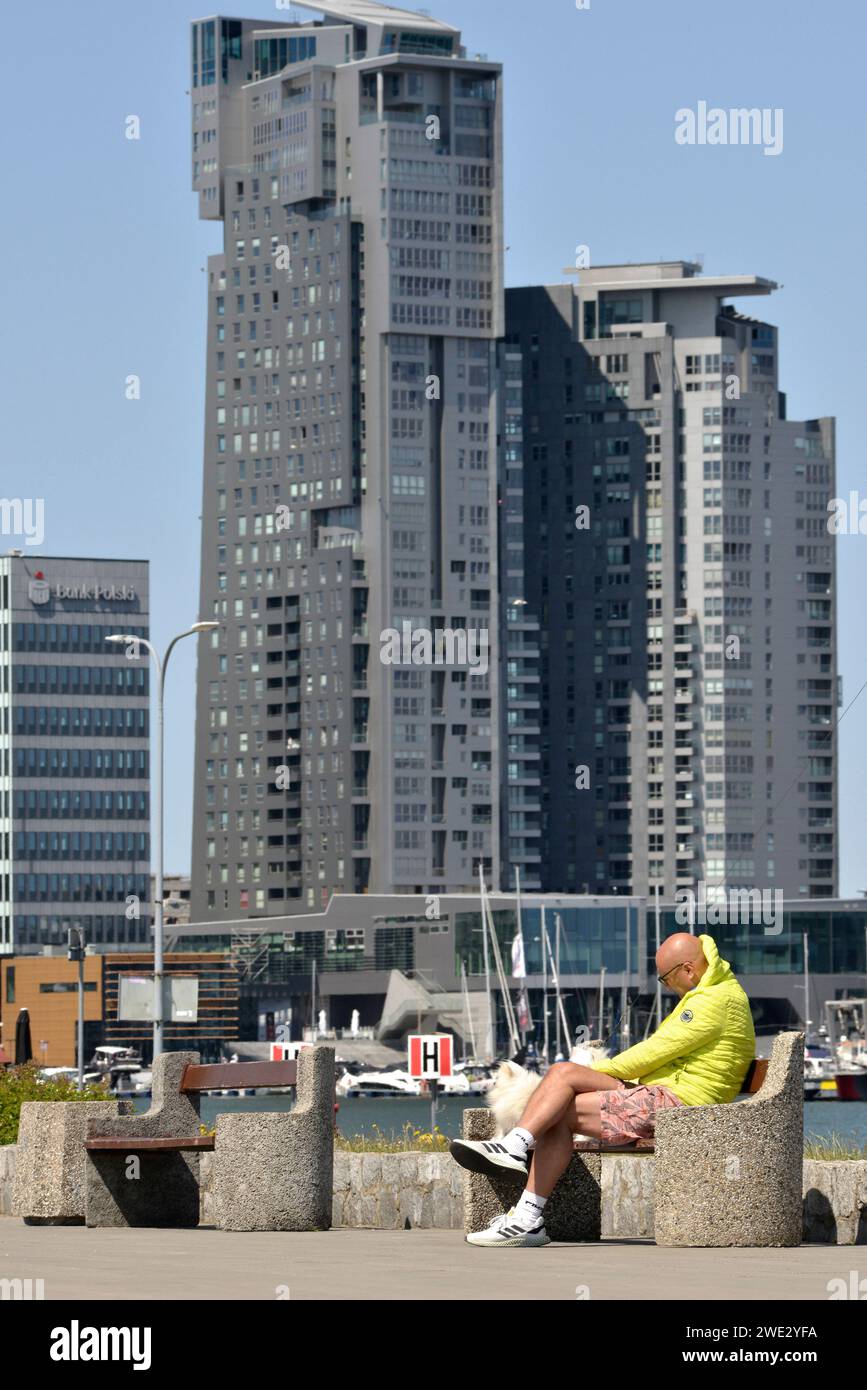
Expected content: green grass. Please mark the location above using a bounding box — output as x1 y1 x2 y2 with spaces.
335 1122 450 1153
803 1132 867 1161
334 1125 867 1160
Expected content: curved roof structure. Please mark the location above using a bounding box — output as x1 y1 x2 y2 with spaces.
291 1 459 35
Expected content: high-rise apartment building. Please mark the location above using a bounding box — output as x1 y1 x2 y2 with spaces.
506 263 837 900
189 4 511 920
0 554 151 954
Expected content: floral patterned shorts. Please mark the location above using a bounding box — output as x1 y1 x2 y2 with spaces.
598 1081 686 1145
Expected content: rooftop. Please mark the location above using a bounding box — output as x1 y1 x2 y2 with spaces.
291 0 459 34
564 261 777 298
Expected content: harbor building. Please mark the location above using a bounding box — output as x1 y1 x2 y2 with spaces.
167 892 866 1053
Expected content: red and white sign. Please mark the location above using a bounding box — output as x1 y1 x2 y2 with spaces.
270 1041 312 1061
408 1034 453 1079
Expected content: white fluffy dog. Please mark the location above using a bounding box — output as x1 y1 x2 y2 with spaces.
486 1045 610 1137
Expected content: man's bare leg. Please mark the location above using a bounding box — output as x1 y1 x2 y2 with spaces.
525 1090 607 1198
518 1062 622 1141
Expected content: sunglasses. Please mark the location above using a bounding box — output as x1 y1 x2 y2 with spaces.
657 961 691 985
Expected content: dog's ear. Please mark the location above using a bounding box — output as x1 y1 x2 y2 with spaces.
495 1060 521 1079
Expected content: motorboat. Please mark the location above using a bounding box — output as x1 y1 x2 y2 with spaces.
338 1068 422 1098
804 1038 836 1101
825 1000 867 1101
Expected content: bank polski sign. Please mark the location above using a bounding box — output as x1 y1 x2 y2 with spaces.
27 569 137 604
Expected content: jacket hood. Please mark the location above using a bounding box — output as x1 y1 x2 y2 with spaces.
695 933 733 989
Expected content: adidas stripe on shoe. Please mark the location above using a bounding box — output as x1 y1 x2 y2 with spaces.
448 1137 529 1178
466 1208 551 1248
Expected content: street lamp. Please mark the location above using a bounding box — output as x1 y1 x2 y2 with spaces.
106 622 219 1060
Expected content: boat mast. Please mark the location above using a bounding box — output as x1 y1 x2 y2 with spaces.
478 862 494 1063
655 884 662 1028
482 876 520 1053
554 913 562 1056
803 930 811 1037
515 866 527 1045
541 905 549 1064
460 960 477 1062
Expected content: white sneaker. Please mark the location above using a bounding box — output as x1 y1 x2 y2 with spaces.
449 1137 529 1178
466 1207 551 1248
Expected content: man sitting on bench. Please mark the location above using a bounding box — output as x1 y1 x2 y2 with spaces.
450 931 756 1247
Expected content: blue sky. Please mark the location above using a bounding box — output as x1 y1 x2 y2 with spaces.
3 0 865 892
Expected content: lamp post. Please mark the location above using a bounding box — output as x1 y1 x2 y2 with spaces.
105 622 218 1060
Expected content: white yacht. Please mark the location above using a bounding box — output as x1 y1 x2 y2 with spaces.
338 1068 422 1098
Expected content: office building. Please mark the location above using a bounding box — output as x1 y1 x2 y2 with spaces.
189 4 508 920
0 553 151 954
506 262 837 900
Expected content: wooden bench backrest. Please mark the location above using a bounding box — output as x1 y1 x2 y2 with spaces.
741 1058 768 1094
180 1060 298 1093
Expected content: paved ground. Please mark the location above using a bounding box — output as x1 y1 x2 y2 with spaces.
0 1218 854 1300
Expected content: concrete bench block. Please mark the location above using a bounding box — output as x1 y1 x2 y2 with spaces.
85 1051 202 1229
213 1045 334 1232
654 1031 804 1248
462 1107 602 1242
13 1099 128 1225
803 1160 867 1245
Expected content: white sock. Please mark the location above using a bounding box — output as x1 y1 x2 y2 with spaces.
503 1126 536 1157
514 1190 547 1227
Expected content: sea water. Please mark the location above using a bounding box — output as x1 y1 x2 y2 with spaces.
129 1092 867 1146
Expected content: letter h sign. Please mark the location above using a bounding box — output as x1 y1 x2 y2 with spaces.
408 1034 452 1079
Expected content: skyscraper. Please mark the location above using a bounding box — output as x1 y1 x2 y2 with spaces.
189 5 508 920
506 262 837 901
0 553 151 954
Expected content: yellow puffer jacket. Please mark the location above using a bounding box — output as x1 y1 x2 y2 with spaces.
590 934 755 1105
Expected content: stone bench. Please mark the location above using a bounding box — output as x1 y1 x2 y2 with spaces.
13 1098 132 1225
213 1044 334 1231
654 1030 804 1247
84 1046 335 1230
463 1031 804 1246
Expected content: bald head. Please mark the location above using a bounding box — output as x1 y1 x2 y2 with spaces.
656 933 708 997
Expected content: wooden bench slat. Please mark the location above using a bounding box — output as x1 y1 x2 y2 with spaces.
572 1058 769 1154
85 1136 215 1152
742 1058 768 1094
180 1061 298 1092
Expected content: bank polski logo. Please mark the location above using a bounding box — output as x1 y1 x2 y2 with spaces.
28 570 50 605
